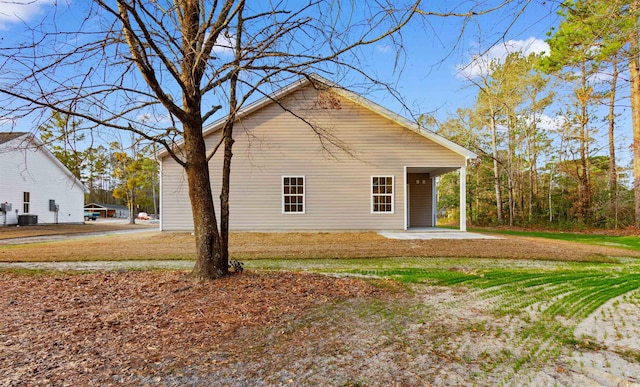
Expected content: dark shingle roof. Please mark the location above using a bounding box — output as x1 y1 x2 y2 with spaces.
84 203 130 211
0 132 28 145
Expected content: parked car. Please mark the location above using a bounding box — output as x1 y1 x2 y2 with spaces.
137 212 150 220
84 211 99 221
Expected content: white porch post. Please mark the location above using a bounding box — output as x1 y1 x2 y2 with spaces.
459 166 467 231
403 166 408 230
159 161 164 231
432 177 437 227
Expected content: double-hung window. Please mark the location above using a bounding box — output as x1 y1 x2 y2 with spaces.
23 192 30 213
283 176 305 214
371 176 393 213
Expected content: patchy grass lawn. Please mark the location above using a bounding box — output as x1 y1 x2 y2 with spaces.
3 230 640 263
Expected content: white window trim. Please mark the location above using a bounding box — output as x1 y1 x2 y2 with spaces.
371 175 394 214
23 191 30 214
282 175 306 214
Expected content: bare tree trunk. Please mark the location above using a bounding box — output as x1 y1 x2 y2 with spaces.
507 171 515 226
220 3 244 271
526 111 539 223
527 139 534 222
475 169 480 223
185 123 227 280
220 123 234 269
490 114 503 223
129 190 136 225
608 54 619 228
629 3 640 227
578 61 591 225
220 102 236 270
506 112 515 227
548 162 555 223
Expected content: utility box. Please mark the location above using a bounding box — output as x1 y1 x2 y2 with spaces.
49 200 57 212
18 215 38 226
1 203 11 212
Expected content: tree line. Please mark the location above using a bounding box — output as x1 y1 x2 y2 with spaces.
437 0 640 229
39 112 159 221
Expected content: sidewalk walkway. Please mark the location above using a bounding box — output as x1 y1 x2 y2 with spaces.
379 231 502 240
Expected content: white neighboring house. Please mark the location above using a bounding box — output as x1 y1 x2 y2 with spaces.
0 132 88 226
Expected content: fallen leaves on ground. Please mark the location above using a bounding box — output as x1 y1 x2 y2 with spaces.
0 270 379 386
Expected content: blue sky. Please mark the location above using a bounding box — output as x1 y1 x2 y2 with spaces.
0 1 557 119
1 0 631 163
365 1 560 117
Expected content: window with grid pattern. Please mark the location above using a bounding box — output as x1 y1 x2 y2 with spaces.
23 192 30 213
283 176 305 213
372 176 393 213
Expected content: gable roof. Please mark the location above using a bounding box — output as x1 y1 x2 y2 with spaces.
0 132 28 145
0 132 89 193
159 74 477 160
85 202 129 211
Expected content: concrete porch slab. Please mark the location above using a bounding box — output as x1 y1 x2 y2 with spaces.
378 230 502 240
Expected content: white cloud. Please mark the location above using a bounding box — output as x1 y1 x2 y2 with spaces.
212 32 234 55
0 0 54 30
536 114 564 132
456 37 550 79
134 112 174 128
521 113 565 132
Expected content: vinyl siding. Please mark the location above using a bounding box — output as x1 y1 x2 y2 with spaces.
161 85 466 231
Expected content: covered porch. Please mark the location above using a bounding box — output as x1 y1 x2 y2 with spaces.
403 165 468 231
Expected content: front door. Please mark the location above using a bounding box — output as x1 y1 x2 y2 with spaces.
408 173 433 228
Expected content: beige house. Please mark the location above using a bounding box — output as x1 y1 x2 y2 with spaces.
159 75 476 232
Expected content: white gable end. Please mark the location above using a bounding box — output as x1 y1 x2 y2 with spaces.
0 134 87 225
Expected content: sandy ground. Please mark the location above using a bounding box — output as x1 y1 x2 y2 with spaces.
2 270 639 386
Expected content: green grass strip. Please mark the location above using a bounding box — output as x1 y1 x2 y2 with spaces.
470 228 640 252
